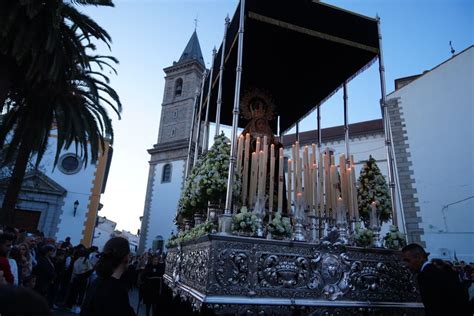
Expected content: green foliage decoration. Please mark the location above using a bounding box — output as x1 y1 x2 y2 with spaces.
357 155 392 224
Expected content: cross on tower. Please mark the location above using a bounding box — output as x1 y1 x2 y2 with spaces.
194 15 199 30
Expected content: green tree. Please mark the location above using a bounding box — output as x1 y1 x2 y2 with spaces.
357 155 392 224
0 0 121 225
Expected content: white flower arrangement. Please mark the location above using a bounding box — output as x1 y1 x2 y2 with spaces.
267 212 292 238
231 207 258 234
383 225 407 250
178 133 241 219
166 221 214 248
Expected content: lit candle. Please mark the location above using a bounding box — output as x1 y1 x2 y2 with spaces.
269 144 275 213
339 154 347 212
337 196 344 224
370 201 378 228
242 133 251 206
287 159 292 213
278 151 284 213
249 152 257 207
297 192 303 218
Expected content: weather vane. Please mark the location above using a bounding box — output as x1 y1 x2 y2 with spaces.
449 41 455 56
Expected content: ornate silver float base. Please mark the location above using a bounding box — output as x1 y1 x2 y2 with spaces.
165 234 423 316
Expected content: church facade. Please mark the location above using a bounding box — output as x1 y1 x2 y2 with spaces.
138 31 206 253
0 129 112 247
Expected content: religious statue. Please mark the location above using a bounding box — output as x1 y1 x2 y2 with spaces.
238 89 288 215
240 89 277 147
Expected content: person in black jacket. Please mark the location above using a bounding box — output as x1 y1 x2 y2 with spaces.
141 255 165 316
33 244 56 306
80 237 135 316
402 243 471 316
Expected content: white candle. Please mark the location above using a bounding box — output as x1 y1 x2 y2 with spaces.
304 146 310 210
278 153 284 213
337 196 344 224
242 133 251 206
351 166 359 221
346 167 353 219
249 152 257 207
236 135 244 175
257 150 265 208
296 192 303 218
370 201 378 228
269 144 275 213
287 159 293 213
318 153 324 218
323 152 330 218
330 164 337 219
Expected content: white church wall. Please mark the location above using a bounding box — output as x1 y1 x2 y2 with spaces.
389 47 474 261
144 159 185 251
39 134 98 245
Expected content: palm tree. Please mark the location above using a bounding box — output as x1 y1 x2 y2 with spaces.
0 0 121 226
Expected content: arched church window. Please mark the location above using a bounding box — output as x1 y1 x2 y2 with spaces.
174 78 183 97
162 163 172 183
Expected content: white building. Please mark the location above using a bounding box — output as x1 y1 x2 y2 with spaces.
387 46 474 262
138 31 206 253
0 129 112 247
93 216 117 251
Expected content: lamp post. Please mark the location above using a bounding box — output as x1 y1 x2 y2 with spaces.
73 200 79 217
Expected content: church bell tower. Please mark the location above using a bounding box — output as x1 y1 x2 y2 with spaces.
138 31 205 253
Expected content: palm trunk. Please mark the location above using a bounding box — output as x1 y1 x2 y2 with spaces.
0 135 34 227
0 58 12 105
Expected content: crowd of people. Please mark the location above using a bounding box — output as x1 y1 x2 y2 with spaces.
2 225 474 316
0 226 167 316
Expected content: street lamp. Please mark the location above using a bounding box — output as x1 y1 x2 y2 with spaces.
73 200 79 217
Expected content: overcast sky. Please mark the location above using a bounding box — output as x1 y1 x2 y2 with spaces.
82 0 473 234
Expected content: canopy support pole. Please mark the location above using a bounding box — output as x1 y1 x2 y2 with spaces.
343 83 350 163
296 122 300 142
223 0 246 221
202 48 217 153
215 16 231 137
193 88 204 167
184 91 198 179
377 16 398 227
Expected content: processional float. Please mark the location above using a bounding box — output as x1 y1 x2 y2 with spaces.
170 1 422 315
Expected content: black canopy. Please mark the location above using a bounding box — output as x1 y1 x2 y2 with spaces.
203 0 380 134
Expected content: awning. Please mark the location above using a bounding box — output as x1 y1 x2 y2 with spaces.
202 0 380 134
